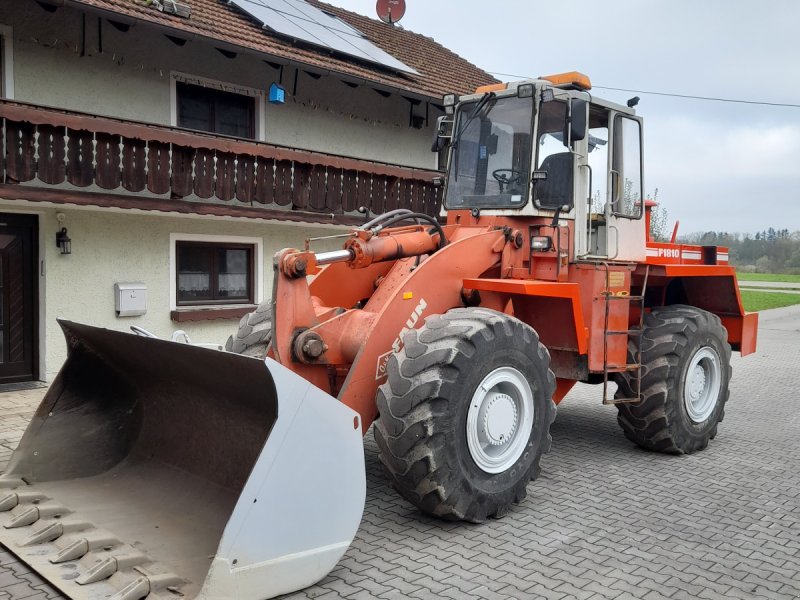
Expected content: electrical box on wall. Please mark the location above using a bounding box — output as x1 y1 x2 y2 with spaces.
114 282 147 317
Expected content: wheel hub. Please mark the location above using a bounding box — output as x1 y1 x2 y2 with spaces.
683 346 722 423
466 367 534 474
482 393 518 446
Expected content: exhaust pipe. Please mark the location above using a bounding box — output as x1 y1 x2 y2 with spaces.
0 321 365 600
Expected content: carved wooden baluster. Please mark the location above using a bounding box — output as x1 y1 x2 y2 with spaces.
95 132 122 190
193 148 215 199
410 182 423 215
274 160 292 206
369 174 386 216
121 137 147 192
341 170 358 213
308 165 327 211
254 157 275 205
215 152 235 202
170 145 194 198
326 168 343 212
5 121 36 183
235 154 256 204
398 179 411 212
356 171 371 214
147 141 171 195
384 176 400 212
291 163 311 210
37 124 66 185
66 129 94 187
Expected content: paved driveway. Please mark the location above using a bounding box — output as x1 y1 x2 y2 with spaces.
1 307 799 600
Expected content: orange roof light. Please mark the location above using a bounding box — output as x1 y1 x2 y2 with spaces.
474 83 507 94
539 71 592 91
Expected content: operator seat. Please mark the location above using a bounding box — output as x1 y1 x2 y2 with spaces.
536 152 574 208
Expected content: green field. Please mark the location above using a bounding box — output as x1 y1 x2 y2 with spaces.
740 290 800 312
737 273 800 283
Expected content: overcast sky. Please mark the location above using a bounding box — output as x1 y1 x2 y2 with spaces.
334 0 799 235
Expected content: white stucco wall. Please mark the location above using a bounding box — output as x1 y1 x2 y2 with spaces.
0 2 442 169
0 3 451 379
0 201 343 381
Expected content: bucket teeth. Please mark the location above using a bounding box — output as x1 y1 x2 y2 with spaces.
109 575 150 600
20 521 63 546
5 505 39 528
76 552 149 585
51 538 89 563
4 502 69 529
0 494 18 512
0 477 25 489
0 491 48 513
77 556 119 585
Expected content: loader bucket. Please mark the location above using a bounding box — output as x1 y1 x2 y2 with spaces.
0 321 365 600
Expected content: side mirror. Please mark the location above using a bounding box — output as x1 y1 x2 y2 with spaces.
562 98 587 147
431 115 454 152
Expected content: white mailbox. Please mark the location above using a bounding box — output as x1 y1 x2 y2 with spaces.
114 282 147 317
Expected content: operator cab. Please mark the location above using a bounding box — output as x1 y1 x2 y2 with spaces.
435 73 646 263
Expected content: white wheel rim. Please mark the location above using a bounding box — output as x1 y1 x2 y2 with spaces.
466 367 534 474
683 346 722 423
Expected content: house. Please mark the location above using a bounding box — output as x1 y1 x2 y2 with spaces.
0 0 497 383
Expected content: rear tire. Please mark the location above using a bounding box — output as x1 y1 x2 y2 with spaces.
225 301 272 359
615 305 732 454
374 308 556 523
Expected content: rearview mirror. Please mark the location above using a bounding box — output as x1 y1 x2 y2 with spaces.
431 115 454 152
563 98 587 147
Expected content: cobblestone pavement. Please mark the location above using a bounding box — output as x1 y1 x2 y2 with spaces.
1 306 799 599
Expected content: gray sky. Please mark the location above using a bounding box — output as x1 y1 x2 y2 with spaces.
334 0 800 235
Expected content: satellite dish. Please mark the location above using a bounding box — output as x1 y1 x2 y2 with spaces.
376 0 406 24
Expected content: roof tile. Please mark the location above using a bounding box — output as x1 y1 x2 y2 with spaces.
68 0 499 98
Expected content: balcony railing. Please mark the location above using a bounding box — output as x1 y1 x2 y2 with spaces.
0 100 443 223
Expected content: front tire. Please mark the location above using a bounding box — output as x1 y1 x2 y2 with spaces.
374 308 556 523
225 301 272 358
615 305 732 454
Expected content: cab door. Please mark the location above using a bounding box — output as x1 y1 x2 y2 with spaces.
607 113 646 262
579 106 645 261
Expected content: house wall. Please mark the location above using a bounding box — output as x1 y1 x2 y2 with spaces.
0 1 440 170
0 201 343 381
0 1 447 381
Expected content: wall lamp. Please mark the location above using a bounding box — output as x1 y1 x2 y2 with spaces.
56 227 72 255
55 213 71 255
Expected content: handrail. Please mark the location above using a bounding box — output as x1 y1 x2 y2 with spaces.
0 99 443 219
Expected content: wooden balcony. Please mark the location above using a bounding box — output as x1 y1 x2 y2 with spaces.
0 100 443 225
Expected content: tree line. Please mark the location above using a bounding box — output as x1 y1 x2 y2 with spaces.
647 193 799 274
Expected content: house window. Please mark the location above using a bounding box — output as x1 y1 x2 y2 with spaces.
176 82 255 139
0 24 14 99
176 241 255 306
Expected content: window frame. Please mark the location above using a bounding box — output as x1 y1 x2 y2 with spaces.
170 72 265 141
610 114 644 220
0 24 15 99
169 233 263 311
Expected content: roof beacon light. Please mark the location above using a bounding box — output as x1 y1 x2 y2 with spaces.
474 83 507 94
539 71 592 91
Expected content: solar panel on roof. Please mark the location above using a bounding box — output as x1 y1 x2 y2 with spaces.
223 0 419 75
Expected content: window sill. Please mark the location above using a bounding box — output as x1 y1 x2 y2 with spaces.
171 305 256 322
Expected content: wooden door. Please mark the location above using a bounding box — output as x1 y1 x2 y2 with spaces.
0 214 37 383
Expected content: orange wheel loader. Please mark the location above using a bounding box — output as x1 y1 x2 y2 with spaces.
0 72 757 599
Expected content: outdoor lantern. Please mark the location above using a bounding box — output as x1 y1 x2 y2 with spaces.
56 227 72 255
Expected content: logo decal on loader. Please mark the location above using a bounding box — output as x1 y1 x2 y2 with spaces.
375 298 428 381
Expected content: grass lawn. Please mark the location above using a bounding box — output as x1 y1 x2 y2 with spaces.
740 290 800 312
737 273 800 283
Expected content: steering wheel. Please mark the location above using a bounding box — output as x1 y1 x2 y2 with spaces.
492 169 524 191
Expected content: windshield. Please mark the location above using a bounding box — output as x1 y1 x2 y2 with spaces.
444 95 534 209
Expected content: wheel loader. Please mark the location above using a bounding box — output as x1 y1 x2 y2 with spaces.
0 72 757 600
